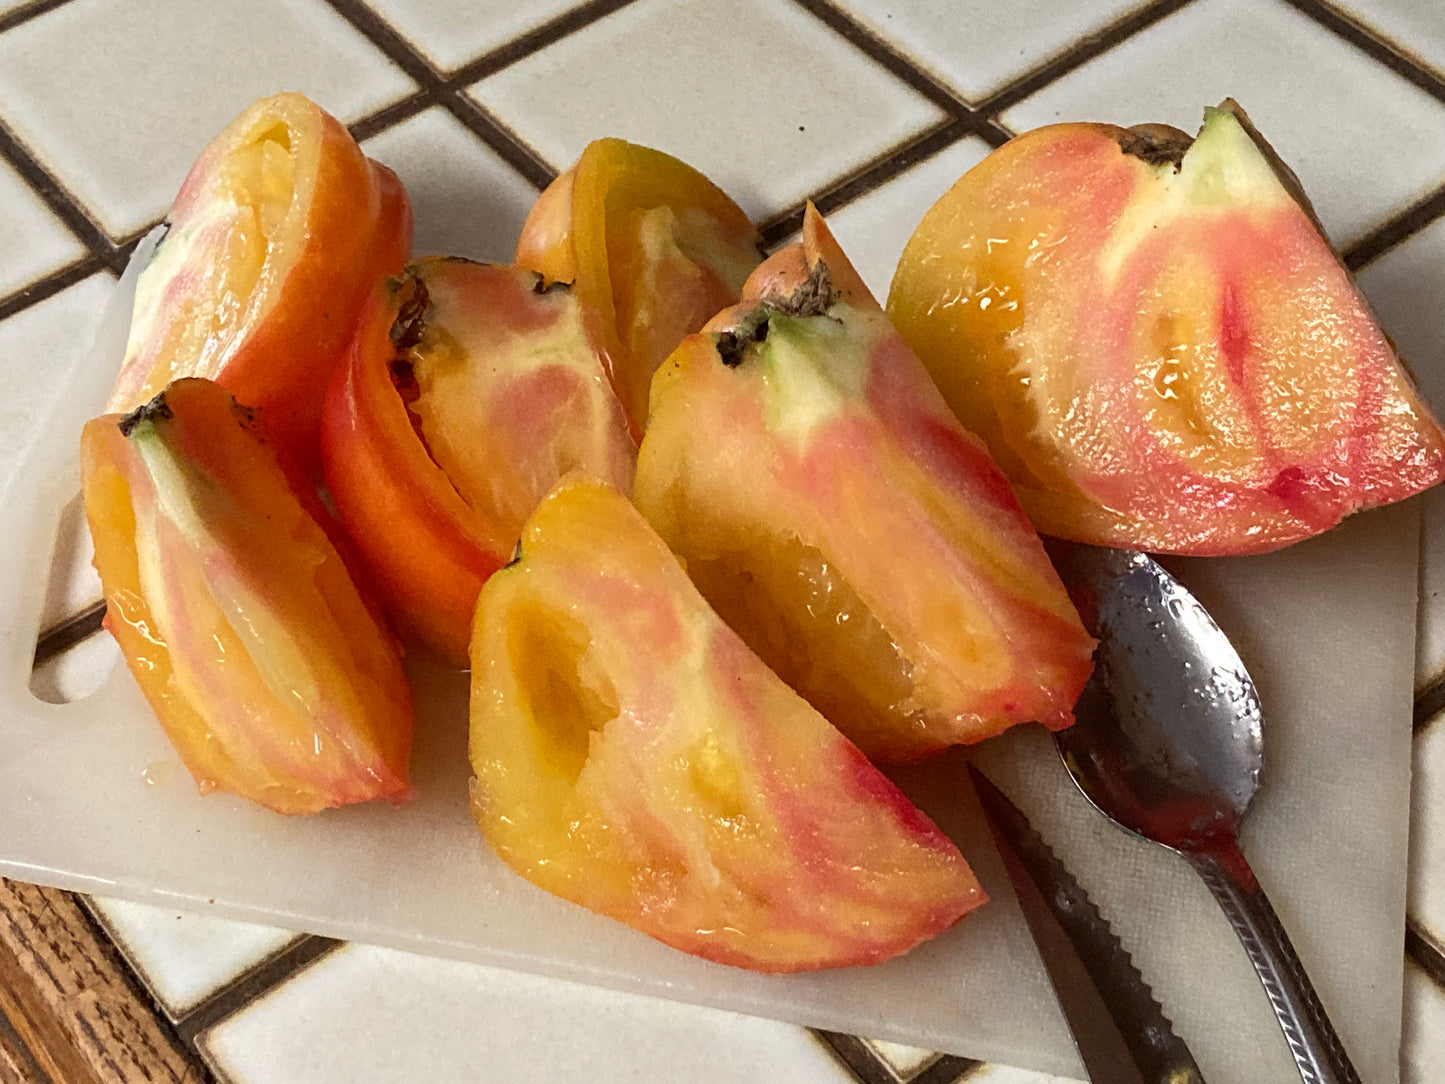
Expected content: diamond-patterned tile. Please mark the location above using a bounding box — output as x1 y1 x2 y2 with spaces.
196 944 856 1084
0 0 415 237
361 106 539 263
466 0 948 222
88 896 297 1019
1002 0 1445 249
363 0 594 73
0 156 86 298
1334 0 1445 79
831 0 1149 104
1402 955 1445 1084
823 135 992 302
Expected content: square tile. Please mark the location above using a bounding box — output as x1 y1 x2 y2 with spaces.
363 0 593 73
466 0 948 222
361 106 539 263
88 896 297 1019
0 0 415 237
830 0 1150 104
197 944 856 1084
1402 956 1445 1084
0 156 87 298
823 135 992 302
1334 0 1445 79
1001 0 1445 249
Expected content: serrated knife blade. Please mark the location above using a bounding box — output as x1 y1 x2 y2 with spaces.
967 763 1206 1084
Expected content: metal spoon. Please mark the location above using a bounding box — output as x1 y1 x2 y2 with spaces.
1050 543 1361 1084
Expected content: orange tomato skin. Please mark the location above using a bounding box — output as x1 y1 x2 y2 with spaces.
82 378 414 816
109 93 412 473
516 139 761 438
321 280 503 667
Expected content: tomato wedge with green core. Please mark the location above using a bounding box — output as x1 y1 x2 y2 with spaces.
888 100 1445 555
635 205 1094 763
322 258 634 665
81 378 414 816
469 476 984 972
109 93 411 471
516 138 762 437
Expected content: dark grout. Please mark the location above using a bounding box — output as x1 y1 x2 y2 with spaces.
1344 179 1445 272
318 0 445 88
0 0 75 35
811 1030 908 1084
977 0 1198 117
0 119 116 262
1406 921 1445 992
1281 0 1445 106
348 89 438 144
1413 668 1445 731
0 254 111 324
436 95 556 191
178 935 343 1046
446 0 640 87
913 1054 988 1083
33 599 106 668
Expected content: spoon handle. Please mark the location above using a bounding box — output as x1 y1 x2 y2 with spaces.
1185 841 1361 1084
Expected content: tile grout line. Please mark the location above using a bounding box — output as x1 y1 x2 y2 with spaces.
0 0 74 36
0 254 112 325
33 601 106 668
0 119 120 268
975 0 1199 116
1343 179 1445 271
811 1030 907 1084
913 1054 987 1084
1405 921 1445 992
1281 0 1445 106
176 936 343 1048
444 0 641 88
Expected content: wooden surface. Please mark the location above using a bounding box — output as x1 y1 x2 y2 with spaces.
0 879 204 1084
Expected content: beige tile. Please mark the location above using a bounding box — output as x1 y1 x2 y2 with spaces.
467 0 947 222
822 135 992 302
831 0 1150 103
197 943 857 1084
361 106 539 263
363 0 592 72
863 1037 940 1077
0 156 86 297
0 0 415 237
1001 0 1445 250
89 897 297 1019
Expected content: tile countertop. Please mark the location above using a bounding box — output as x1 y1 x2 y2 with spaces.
3 0 1445 1081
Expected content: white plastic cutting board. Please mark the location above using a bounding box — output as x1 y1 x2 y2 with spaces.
0 239 1414 1083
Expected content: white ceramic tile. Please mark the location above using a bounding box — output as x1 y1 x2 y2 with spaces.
1355 217 1445 688
1402 957 1445 1084
29 629 116 704
363 0 592 72
89 896 297 1019
197 944 856 1084
864 1037 940 1077
361 107 539 264
466 0 948 222
0 0 415 237
1001 0 1445 250
1410 718 1445 946
0 272 113 496
1335 0 1445 79
0 156 86 297
824 135 992 302
831 0 1149 103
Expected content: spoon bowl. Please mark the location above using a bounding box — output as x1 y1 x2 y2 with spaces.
1051 542 1360 1084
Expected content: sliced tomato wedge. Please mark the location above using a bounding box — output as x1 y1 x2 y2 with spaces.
109 92 412 471
81 378 414 815
322 258 634 665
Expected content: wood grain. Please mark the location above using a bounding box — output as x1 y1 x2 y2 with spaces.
0 879 205 1084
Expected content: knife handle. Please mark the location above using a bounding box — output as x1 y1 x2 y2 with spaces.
1186 841 1361 1084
